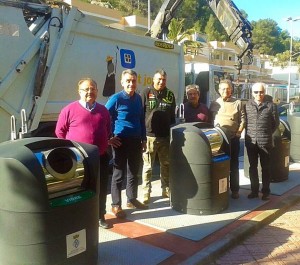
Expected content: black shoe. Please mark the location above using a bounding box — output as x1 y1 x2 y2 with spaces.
262 194 270 201
99 219 110 229
127 199 148 209
231 192 239 199
247 192 259 199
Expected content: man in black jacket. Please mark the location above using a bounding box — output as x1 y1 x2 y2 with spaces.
245 82 279 201
140 69 176 204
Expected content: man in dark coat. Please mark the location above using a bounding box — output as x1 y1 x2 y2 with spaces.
140 69 176 204
245 82 279 201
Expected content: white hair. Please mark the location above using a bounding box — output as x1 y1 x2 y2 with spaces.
186 84 200 96
252 82 266 92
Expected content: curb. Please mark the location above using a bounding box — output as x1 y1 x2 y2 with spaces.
182 193 300 265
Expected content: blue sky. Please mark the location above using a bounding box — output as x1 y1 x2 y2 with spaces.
233 0 300 38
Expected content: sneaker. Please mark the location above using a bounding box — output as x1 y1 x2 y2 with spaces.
247 192 259 199
231 192 239 199
262 194 270 201
143 193 150 204
99 219 110 229
162 188 170 198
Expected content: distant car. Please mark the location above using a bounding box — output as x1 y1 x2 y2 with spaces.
277 103 300 121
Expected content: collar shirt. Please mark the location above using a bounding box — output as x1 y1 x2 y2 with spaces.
79 100 96 111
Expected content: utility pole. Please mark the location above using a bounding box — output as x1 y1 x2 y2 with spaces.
148 0 150 30
286 17 300 103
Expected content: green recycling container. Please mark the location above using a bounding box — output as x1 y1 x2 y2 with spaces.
0 137 99 265
170 123 230 215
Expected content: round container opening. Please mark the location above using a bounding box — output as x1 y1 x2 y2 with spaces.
45 148 77 180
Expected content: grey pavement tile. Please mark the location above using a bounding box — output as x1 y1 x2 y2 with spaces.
98 229 173 265
104 162 300 264
239 166 300 195
107 181 267 241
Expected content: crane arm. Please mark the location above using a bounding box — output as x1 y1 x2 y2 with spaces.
145 0 183 40
206 0 253 63
146 0 253 64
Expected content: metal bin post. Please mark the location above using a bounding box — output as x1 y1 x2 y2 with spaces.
288 112 300 162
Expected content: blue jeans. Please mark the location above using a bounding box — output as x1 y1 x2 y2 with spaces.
111 137 142 206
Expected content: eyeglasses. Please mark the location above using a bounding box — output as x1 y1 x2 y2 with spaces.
79 87 97 92
187 92 199 96
253 91 264 94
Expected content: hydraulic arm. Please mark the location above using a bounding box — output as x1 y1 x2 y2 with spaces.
145 0 183 40
146 0 253 66
206 0 253 66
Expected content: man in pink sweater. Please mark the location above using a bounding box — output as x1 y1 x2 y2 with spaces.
55 78 111 229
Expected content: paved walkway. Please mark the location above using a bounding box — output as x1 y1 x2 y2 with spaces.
210 198 300 265
99 162 300 265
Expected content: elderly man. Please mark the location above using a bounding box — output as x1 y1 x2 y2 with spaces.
55 78 111 229
184 84 209 122
210 79 245 199
245 82 279 201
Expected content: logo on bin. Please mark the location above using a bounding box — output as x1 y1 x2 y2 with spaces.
66 229 87 258
73 238 80 249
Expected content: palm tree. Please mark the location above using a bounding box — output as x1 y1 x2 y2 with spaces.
167 18 203 55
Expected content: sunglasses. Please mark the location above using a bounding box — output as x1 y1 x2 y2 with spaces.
253 91 264 94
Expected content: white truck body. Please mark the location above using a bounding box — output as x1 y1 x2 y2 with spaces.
0 3 184 143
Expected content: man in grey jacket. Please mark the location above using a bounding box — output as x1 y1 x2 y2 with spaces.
210 79 245 199
245 82 279 201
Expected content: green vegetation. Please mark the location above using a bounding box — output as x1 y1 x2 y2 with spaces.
81 0 300 66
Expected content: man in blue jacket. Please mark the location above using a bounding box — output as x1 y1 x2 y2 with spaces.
105 69 148 219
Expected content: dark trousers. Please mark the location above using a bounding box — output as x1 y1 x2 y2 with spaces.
99 152 110 219
246 142 271 195
223 136 240 193
111 137 142 206
230 136 240 192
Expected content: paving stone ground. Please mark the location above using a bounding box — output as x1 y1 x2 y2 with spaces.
210 201 300 265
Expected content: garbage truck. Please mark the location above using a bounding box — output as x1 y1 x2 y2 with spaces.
0 0 253 143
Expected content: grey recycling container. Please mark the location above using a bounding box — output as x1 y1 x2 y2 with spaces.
170 122 230 215
288 112 300 162
244 119 291 182
0 137 99 265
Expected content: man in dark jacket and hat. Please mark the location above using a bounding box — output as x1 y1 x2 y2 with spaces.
245 82 279 201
